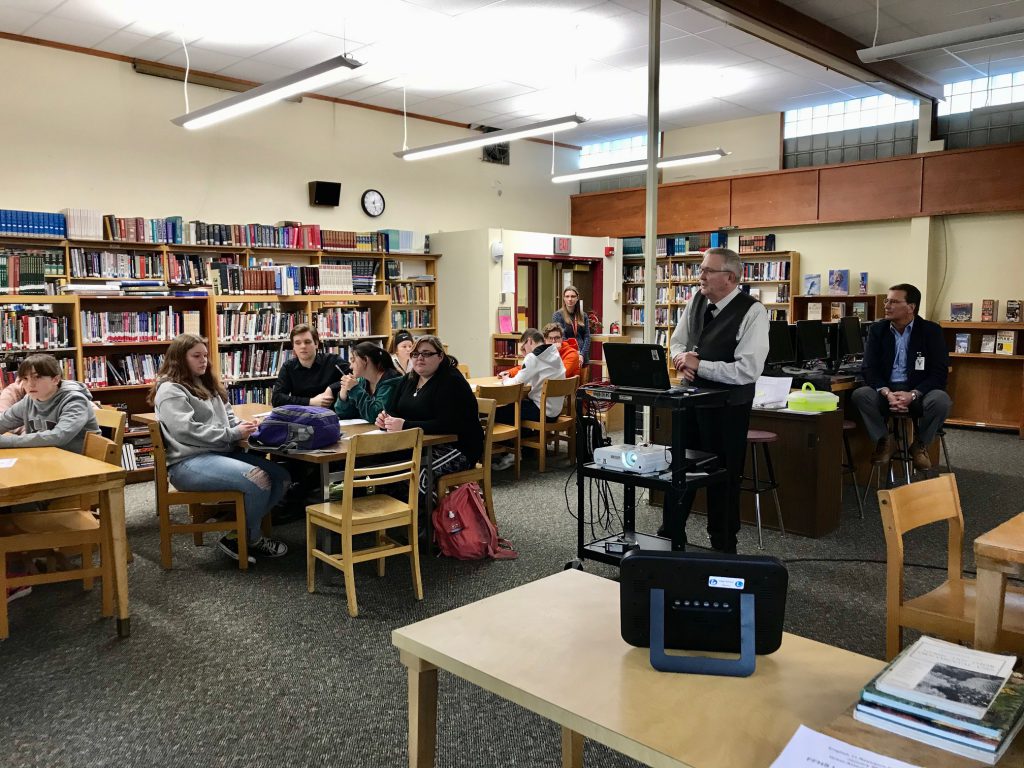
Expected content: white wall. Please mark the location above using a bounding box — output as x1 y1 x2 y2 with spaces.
661 114 781 183
0 37 576 236
429 229 491 376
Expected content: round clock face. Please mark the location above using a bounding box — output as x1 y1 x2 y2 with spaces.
361 189 385 217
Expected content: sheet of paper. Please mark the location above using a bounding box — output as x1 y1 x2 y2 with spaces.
502 270 515 293
770 725 922 768
252 411 272 418
337 418 370 426
754 375 792 408
0 458 17 468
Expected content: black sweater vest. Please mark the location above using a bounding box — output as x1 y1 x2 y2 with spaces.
687 292 757 404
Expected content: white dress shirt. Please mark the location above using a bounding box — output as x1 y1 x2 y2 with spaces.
669 286 770 386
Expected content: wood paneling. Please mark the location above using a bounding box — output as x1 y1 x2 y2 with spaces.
658 180 731 232
818 158 923 222
922 144 1024 215
570 189 644 237
731 170 818 228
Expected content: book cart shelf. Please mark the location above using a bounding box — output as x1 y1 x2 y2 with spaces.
0 236 442 479
941 321 1024 436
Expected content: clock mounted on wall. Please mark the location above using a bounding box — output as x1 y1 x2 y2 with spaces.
360 189 385 217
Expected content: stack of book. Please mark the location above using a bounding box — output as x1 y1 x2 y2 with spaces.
854 636 1024 764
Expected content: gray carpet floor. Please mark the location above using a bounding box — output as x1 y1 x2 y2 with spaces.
2 426 1023 767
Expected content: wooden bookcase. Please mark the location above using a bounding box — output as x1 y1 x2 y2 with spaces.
491 333 522 375
792 294 885 323
0 234 443 478
941 321 1024 436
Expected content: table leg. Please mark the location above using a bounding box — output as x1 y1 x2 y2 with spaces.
100 485 130 638
421 445 436 553
317 462 331 578
400 650 438 768
561 727 583 768
975 560 1007 651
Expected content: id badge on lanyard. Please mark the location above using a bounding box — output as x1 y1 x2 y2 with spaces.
914 353 925 371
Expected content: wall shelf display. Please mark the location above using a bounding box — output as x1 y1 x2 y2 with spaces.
940 322 1024 436
491 333 522 375
791 294 884 323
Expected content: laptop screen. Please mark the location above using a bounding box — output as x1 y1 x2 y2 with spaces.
604 343 672 389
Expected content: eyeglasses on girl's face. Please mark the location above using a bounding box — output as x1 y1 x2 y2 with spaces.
410 350 440 359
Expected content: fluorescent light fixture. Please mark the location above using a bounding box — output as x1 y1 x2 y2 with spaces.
858 17 1024 63
171 53 362 130
551 148 727 184
395 115 586 161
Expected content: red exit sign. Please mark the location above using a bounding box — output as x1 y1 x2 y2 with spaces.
553 237 572 255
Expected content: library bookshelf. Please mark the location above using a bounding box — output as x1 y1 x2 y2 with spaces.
491 333 523 375
941 321 1024 436
791 294 886 323
0 236 442 478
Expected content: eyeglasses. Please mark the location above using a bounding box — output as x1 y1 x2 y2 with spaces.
698 267 732 276
882 299 906 305
410 351 440 359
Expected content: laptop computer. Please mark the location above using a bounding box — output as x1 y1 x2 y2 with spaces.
604 343 672 391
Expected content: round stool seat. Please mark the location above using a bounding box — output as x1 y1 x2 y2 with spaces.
746 429 778 443
843 419 856 430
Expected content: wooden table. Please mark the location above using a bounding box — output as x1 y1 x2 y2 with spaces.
467 375 530 394
974 512 1024 651
0 447 130 637
393 569 885 768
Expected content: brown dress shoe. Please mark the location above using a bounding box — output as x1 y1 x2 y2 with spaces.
910 442 932 471
871 435 896 464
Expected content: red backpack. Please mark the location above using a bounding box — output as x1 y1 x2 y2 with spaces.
432 483 518 560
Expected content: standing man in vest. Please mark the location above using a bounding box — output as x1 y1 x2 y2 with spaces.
666 247 769 553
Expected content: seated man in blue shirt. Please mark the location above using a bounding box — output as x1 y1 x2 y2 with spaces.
852 283 951 471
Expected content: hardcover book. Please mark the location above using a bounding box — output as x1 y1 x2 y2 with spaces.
803 274 820 296
852 302 868 321
830 302 846 321
950 302 974 322
954 333 970 353
858 271 868 295
996 330 1016 355
828 269 849 295
806 302 822 321
1007 299 1022 323
981 298 998 322
981 334 997 353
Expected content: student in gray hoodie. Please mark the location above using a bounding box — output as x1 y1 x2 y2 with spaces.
498 328 567 421
150 334 290 564
0 354 98 454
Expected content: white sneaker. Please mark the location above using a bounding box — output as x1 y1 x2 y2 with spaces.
250 536 288 558
491 453 515 471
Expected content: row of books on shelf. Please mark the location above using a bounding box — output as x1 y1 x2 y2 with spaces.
84 354 164 387
313 308 373 339
803 270 869 296
61 280 205 297
737 234 776 253
217 310 305 342
1 357 74 386
208 261 380 296
121 438 155 472
1 310 71 350
226 383 274 405
220 348 293 381
0 252 58 294
0 209 66 239
70 248 164 280
494 339 519 359
79 310 202 344
806 301 871 322
950 299 1023 323
622 232 728 256
954 331 1017 354
389 284 432 304
741 260 790 281
168 253 210 286
391 309 432 329
853 635 1023 765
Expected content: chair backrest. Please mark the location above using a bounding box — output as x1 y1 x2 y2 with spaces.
95 407 127 451
457 363 470 378
341 428 424 527
476 398 496 467
148 422 171 509
541 376 579 419
879 474 964 587
83 432 119 466
477 383 522 409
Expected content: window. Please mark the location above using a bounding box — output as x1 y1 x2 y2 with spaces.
783 95 918 139
936 70 1024 116
579 134 659 168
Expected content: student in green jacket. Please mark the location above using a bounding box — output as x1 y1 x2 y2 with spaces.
335 342 403 424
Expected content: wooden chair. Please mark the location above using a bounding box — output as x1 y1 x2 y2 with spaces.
149 423 250 571
456 363 470 378
879 474 1024 660
521 376 578 473
477 383 522 480
0 434 117 639
437 398 497 525
305 428 423 618
95 406 126 453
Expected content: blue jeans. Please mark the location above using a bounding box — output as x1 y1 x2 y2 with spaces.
168 450 290 542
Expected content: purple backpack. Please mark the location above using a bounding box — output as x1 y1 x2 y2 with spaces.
248 405 340 452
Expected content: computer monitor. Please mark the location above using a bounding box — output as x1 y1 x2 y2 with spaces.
796 320 828 364
604 343 672 390
837 316 864 359
765 321 796 366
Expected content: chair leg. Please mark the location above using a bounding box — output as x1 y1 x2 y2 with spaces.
305 515 316 593
235 504 249 572
159 503 173 570
750 444 763 550
409 521 424 602
842 432 864 519
513 435 521 480
483 468 496 527
376 531 386 578
538 430 547 473
886 617 902 661
939 432 953 473
190 505 204 546
0 551 9 640
342 536 358 618
99 529 114 618
761 444 784 538
81 544 95 591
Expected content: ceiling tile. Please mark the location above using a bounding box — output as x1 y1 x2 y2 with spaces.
0 6 42 34
401 0 511 15
436 105 502 123
218 59 296 84
662 6 721 35
0 0 64 11
596 33 722 69
439 81 537 107
158 46 245 74
249 32 351 70
21 15 114 48
47 0 128 26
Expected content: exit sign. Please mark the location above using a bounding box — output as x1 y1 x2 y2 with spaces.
553 237 572 255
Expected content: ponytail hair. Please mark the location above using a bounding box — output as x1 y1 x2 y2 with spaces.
351 341 397 374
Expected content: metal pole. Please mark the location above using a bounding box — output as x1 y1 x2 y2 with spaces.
642 0 661 347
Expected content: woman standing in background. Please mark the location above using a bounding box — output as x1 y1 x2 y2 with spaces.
551 285 590 364
387 330 415 373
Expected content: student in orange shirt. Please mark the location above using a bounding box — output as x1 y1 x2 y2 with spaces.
541 323 580 380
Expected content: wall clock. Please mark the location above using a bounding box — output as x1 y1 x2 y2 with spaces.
360 189 385 217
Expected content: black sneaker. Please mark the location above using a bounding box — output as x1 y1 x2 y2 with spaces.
218 535 256 564
250 536 288 558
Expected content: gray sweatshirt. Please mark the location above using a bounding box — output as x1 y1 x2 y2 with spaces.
154 381 245 465
0 379 99 454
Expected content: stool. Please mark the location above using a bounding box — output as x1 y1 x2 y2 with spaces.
841 420 864 519
740 430 785 549
937 427 953 473
864 414 915 505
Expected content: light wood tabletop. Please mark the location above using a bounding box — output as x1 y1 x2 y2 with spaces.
467 376 530 394
392 568 885 768
974 512 1024 652
0 447 131 637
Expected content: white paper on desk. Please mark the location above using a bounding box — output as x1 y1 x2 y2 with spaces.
770 725 922 768
754 375 792 408
0 458 16 468
252 411 272 419
337 418 370 426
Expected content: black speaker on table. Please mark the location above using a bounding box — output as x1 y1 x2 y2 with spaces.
308 181 341 207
